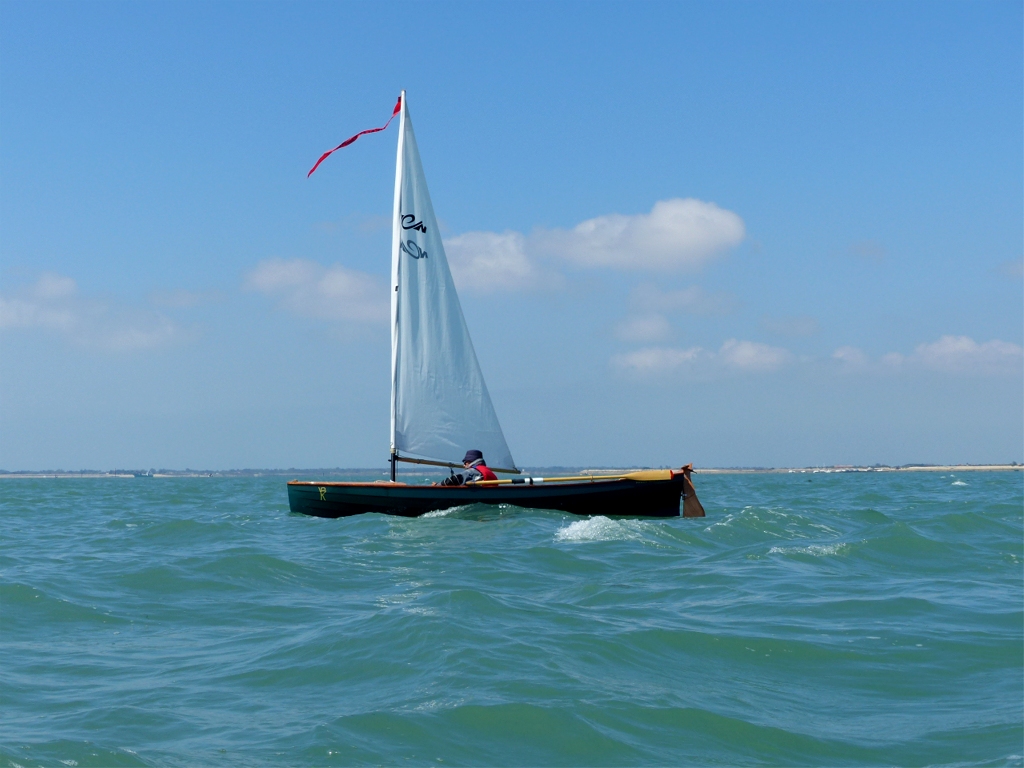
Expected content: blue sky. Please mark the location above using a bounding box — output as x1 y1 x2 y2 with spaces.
1 1 1021 470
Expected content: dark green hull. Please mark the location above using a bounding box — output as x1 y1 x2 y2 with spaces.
287 472 704 519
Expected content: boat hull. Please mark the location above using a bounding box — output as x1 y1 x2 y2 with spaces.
287 471 704 519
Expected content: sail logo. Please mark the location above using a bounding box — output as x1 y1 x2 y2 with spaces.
401 214 427 233
401 239 428 259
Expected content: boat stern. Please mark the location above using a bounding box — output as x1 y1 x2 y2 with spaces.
674 464 706 518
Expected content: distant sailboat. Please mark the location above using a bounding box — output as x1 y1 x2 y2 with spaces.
289 92 704 518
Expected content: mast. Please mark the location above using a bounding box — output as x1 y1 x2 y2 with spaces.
389 91 406 481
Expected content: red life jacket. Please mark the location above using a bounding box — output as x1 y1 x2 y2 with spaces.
476 465 497 481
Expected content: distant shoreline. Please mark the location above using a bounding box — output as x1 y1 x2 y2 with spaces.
0 464 1019 479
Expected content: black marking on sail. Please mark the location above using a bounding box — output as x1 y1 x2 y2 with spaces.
401 239 428 259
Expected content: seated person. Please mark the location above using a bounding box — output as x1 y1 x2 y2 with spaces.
440 450 498 486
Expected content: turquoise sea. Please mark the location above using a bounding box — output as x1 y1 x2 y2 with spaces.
2 471 1021 766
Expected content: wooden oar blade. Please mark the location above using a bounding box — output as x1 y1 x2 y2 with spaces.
622 470 674 481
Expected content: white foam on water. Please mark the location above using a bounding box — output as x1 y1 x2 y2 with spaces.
59 761 78 767
769 542 848 557
951 480 967 487
808 522 839 535
421 508 457 518
412 696 466 711
554 516 645 543
704 513 735 531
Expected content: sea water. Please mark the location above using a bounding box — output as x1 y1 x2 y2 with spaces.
2 471 1021 766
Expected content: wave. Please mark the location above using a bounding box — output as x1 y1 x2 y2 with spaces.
554 516 651 543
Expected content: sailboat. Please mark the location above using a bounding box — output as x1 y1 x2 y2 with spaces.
288 92 704 519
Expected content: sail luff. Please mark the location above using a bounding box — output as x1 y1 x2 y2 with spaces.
389 91 406 459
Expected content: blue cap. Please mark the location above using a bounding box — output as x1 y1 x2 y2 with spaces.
463 450 483 463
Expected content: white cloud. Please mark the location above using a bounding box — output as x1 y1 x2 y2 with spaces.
838 335 1022 376
611 346 704 373
612 283 736 345
612 339 792 375
718 339 793 371
93 318 181 351
0 273 185 351
443 231 558 293
630 284 738 315
429 198 745 293
537 198 744 271
909 335 1022 374
0 273 80 332
613 314 673 343
243 258 387 324
31 273 77 299
832 346 869 366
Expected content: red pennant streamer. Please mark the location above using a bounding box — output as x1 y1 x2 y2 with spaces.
307 96 402 177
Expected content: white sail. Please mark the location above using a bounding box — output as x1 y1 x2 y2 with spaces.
389 93 517 472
